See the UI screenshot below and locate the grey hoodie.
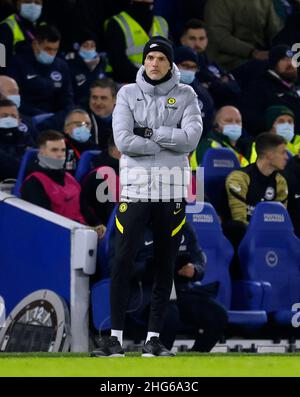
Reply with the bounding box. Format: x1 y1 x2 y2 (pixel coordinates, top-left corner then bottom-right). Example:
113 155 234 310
113 64 203 199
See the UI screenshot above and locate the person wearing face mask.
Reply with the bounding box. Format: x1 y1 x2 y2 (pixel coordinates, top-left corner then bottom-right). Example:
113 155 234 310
63 109 99 174
21 129 87 224
66 30 107 105
6 24 74 131
0 75 39 143
174 45 215 138
0 0 44 67
249 105 300 164
0 99 34 181
241 45 300 136
104 0 169 83
190 106 249 171
84 78 117 150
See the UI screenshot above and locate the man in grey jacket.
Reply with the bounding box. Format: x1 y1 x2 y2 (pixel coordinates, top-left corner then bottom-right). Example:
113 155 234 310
91 36 202 357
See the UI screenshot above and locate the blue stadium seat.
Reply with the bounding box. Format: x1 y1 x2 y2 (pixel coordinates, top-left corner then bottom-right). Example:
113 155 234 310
74 150 101 183
202 148 240 211
238 202 300 326
31 113 54 127
91 278 112 331
12 148 38 197
186 202 267 328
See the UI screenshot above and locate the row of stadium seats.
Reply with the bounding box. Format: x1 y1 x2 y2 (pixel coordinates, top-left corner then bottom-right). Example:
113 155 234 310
91 201 300 333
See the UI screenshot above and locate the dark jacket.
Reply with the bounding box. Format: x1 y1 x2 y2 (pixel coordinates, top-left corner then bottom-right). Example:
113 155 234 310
0 125 34 181
191 78 215 137
197 53 241 108
284 155 300 238
7 47 74 117
80 150 119 226
240 69 300 136
66 52 106 105
64 133 99 174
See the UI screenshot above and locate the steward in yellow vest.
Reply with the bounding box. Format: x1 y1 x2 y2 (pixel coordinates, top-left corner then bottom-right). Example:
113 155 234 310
105 2 168 83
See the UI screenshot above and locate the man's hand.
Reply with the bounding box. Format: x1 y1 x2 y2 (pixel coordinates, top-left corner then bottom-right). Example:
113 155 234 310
177 263 195 278
252 50 269 61
133 127 153 139
94 224 106 239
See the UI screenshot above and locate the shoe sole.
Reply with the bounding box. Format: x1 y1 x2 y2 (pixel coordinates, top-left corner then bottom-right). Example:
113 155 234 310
90 353 125 358
141 353 175 357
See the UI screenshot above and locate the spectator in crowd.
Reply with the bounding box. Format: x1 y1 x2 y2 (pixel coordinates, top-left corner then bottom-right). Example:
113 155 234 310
106 222 228 352
21 129 106 238
240 45 300 136
80 134 121 249
105 0 169 83
223 133 288 277
249 105 300 163
0 75 39 143
63 108 99 173
0 99 34 181
65 30 106 105
0 0 44 67
190 106 249 170
174 45 214 137
284 148 300 238
180 19 241 108
7 24 74 131
273 0 300 46
204 0 282 71
154 0 207 45
85 78 117 150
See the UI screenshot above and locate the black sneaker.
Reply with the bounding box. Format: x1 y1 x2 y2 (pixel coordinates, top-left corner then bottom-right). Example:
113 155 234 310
90 336 125 357
142 337 175 357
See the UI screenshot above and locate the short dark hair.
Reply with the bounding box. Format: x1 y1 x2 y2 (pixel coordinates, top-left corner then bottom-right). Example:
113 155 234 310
255 132 286 158
182 19 206 35
0 99 17 109
37 130 64 148
90 78 118 97
35 25 61 43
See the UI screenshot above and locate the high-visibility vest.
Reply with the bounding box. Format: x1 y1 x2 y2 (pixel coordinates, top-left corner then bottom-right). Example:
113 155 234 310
0 14 25 48
190 139 249 170
106 11 168 69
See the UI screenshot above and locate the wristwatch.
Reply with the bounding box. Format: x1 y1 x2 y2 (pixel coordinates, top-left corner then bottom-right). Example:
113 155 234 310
144 127 153 139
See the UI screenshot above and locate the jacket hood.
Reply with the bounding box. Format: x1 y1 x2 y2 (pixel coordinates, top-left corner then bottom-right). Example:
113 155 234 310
136 64 181 96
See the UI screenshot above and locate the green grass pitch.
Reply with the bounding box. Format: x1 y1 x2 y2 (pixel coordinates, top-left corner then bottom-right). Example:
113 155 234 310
1 353 300 377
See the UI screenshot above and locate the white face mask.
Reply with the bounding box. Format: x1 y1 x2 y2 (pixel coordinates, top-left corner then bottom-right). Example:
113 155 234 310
222 124 242 142
0 116 19 129
275 122 294 142
20 3 42 23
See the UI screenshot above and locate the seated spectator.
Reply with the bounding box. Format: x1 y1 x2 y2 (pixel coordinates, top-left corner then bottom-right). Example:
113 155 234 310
222 133 288 277
273 0 300 46
190 106 249 170
80 134 120 228
107 222 228 352
0 75 39 143
0 98 34 181
7 24 74 131
240 45 300 136
249 105 300 163
21 129 106 238
174 45 214 137
104 0 169 83
0 0 44 67
63 108 99 173
65 30 106 105
284 149 300 238
204 0 282 71
180 19 241 108
85 78 117 150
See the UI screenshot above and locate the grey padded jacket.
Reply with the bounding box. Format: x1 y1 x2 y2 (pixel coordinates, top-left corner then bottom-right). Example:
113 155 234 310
113 64 203 199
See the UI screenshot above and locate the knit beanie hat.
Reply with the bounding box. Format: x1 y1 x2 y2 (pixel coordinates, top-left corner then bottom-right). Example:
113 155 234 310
265 105 295 130
142 36 174 66
174 46 198 65
269 45 294 70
